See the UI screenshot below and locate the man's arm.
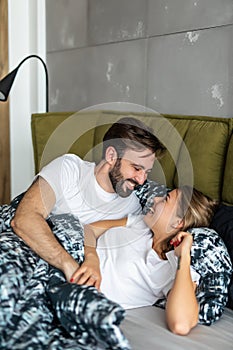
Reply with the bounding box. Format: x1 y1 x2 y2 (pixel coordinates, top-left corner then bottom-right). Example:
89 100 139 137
11 176 79 281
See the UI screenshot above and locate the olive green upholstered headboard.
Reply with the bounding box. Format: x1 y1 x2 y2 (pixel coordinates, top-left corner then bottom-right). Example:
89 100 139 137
31 110 233 205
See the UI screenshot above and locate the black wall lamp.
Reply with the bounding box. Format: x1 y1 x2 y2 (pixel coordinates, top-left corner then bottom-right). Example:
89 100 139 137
0 54 49 112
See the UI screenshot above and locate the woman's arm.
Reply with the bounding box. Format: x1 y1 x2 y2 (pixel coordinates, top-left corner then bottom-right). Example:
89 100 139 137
70 218 127 288
84 218 127 247
166 232 199 335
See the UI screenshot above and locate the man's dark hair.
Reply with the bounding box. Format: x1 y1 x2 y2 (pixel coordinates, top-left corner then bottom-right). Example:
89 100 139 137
102 117 166 159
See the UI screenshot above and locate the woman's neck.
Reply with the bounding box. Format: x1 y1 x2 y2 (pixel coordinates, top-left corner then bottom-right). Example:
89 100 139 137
152 233 164 258
152 229 177 260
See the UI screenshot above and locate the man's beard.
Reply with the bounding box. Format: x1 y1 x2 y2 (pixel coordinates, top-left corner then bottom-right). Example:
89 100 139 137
109 159 139 198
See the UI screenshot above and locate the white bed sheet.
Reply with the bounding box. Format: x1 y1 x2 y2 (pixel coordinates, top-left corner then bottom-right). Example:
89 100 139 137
121 306 233 350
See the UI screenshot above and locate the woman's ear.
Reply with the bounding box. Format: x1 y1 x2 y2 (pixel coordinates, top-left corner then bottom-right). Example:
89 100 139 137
171 218 184 230
105 146 117 165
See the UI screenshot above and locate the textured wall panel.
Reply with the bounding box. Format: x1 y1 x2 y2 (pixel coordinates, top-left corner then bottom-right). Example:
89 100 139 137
46 0 88 52
47 48 90 111
147 25 233 117
86 39 147 107
88 0 147 45
148 0 233 36
48 39 147 111
46 0 233 117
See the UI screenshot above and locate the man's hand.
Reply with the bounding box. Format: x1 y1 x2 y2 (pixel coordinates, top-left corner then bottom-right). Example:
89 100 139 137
70 246 102 291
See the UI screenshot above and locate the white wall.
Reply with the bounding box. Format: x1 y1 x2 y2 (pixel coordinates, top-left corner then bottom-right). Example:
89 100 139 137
8 0 46 198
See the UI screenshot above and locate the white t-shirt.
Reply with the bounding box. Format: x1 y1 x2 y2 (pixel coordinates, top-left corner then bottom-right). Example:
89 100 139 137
39 154 141 224
97 214 200 310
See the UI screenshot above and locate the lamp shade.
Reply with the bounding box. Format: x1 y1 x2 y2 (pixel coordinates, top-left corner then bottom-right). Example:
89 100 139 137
0 55 49 112
0 67 19 101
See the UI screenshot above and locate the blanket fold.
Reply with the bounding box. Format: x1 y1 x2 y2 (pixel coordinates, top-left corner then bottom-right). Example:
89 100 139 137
0 199 130 350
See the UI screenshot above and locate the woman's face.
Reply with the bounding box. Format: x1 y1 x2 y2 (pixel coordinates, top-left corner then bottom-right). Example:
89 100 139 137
143 189 182 235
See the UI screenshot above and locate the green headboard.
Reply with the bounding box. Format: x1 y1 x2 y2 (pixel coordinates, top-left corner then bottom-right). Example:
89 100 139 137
31 110 233 205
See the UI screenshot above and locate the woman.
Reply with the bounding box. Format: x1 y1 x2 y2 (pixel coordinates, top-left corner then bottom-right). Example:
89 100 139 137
71 186 232 335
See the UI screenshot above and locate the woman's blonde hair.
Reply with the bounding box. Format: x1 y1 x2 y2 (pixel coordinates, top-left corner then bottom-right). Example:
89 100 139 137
161 186 218 260
177 185 218 231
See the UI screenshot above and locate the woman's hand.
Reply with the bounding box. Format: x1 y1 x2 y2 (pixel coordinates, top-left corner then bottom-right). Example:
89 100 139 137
167 231 198 335
70 246 102 291
170 231 193 258
62 259 80 282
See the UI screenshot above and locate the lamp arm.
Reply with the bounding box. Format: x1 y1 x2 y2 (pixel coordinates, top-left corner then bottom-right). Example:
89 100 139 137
17 55 49 112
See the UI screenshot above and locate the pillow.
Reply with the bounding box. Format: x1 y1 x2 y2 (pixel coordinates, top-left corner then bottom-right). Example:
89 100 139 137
134 179 167 214
210 204 233 309
154 227 232 325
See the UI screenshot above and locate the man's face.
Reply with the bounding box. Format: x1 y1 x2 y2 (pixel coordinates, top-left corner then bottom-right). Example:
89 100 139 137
109 148 156 198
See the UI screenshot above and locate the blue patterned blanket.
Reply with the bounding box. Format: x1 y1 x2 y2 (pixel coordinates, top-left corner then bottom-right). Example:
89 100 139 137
0 197 131 350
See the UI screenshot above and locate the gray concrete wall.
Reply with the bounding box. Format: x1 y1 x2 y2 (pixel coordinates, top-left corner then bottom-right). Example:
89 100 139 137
46 0 233 117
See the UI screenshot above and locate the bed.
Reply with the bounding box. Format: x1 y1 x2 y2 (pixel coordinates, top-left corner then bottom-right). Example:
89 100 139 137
1 110 233 349
123 306 233 350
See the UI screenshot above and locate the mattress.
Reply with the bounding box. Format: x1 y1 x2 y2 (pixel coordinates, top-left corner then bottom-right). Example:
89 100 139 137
121 306 233 350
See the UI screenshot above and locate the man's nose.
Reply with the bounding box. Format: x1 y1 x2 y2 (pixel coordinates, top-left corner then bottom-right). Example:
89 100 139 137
135 170 147 185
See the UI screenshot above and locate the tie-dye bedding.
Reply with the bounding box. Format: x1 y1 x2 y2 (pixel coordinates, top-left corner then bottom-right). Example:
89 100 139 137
0 196 130 350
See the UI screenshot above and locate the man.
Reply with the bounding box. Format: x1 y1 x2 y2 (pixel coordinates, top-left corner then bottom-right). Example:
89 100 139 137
11 117 166 282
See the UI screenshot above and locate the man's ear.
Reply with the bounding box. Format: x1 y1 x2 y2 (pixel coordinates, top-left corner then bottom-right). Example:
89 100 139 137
105 146 117 165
